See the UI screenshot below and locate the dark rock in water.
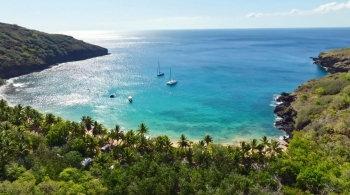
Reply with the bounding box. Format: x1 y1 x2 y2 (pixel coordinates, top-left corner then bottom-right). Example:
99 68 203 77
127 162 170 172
276 92 295 103
273 92 297 139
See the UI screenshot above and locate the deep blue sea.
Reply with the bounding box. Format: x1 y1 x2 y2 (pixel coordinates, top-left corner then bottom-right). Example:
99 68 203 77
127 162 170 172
1 28 350 143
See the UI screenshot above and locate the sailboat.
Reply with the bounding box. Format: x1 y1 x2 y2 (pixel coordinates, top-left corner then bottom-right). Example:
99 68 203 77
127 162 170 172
157 61 164 76
167 68 178 85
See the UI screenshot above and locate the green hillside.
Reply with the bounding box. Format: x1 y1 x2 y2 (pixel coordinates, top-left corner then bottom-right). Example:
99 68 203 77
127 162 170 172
0 22 108 79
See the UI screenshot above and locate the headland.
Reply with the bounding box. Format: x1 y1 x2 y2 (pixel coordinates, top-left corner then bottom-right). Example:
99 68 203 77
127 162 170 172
0 22 108 79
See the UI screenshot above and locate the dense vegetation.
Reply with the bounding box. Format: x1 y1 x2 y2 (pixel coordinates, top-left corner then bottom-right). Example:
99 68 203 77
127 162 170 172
2 70 350 195
0 22 108 79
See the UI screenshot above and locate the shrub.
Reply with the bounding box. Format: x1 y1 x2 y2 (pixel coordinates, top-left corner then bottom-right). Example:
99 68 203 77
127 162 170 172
300 94 308 101
20 52 30 59
314 87 325 96
342 85 350 96
334 121 349 135
331 95 350 110
295 105 324 130
312 95 333 106
313 79 350 95
319 52 326 56
327 108 336 116
295 111 311 130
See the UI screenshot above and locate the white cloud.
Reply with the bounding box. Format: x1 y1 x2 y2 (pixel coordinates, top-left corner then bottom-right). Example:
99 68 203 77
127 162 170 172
247 0 350 18
148 16 205 23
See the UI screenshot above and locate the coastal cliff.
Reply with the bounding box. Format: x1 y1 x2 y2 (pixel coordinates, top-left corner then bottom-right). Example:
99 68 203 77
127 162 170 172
275 47 350 139
0 22 108 79
312 47 350 73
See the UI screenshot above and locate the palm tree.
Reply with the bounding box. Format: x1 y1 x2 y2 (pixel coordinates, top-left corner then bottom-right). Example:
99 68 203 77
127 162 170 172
124 130 137 148
204 134 213 146
85 135 98 156
260 136 269 147
178 134 189 153
0 152 9 179
256 143 266 165
81 116 94 131
2 138 13 152
81 116 86 123
23 106 34 124
163 137 173 155
110 125 122 147
137 123 149 152
137 123 149 138
71 121 84 136
250 138 258 156
0 99 8 110
240 141 251 157
14 104 23 112
56 116 63 123
18 143 30 162
92 121 100 136
268 140 282 159
31 112 43 133
121 148 135 164
1 122 11 131
45 113 56 126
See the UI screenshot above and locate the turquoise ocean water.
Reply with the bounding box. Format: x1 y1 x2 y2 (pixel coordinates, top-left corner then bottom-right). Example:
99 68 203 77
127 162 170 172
1 28 350 143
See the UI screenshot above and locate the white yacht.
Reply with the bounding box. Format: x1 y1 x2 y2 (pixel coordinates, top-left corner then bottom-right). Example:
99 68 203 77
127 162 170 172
167 68 177 85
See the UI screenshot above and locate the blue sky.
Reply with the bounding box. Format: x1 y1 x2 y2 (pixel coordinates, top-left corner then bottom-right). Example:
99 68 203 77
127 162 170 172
1 0 349 32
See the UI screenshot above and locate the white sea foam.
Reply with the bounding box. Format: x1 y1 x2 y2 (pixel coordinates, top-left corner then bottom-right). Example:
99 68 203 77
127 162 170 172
279 135 289 140
275 117 283 121
270 100 282 107
273 94 281 101
13 82 28 88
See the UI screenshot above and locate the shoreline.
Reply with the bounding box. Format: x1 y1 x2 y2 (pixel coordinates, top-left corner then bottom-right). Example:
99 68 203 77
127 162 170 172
0 76 289 149
169 135 289 151
0 53 110 80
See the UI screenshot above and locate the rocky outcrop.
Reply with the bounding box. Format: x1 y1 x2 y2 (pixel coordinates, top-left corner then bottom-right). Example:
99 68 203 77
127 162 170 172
273 92 297 138
274 47 350 139
311 47 350 73
0 22 109 79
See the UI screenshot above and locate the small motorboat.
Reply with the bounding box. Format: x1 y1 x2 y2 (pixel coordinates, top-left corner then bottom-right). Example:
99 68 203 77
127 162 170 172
110 93 115 98
128 96 132 103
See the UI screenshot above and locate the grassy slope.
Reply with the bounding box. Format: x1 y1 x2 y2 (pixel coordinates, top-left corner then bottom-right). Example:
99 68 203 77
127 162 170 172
320 47 350 58
287 72 350 166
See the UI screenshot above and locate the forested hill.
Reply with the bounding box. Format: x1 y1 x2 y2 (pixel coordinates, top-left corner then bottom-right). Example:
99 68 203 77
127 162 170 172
0 22 108 79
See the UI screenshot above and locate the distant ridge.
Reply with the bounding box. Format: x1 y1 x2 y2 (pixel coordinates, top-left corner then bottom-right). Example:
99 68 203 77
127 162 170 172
0 22 109 79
